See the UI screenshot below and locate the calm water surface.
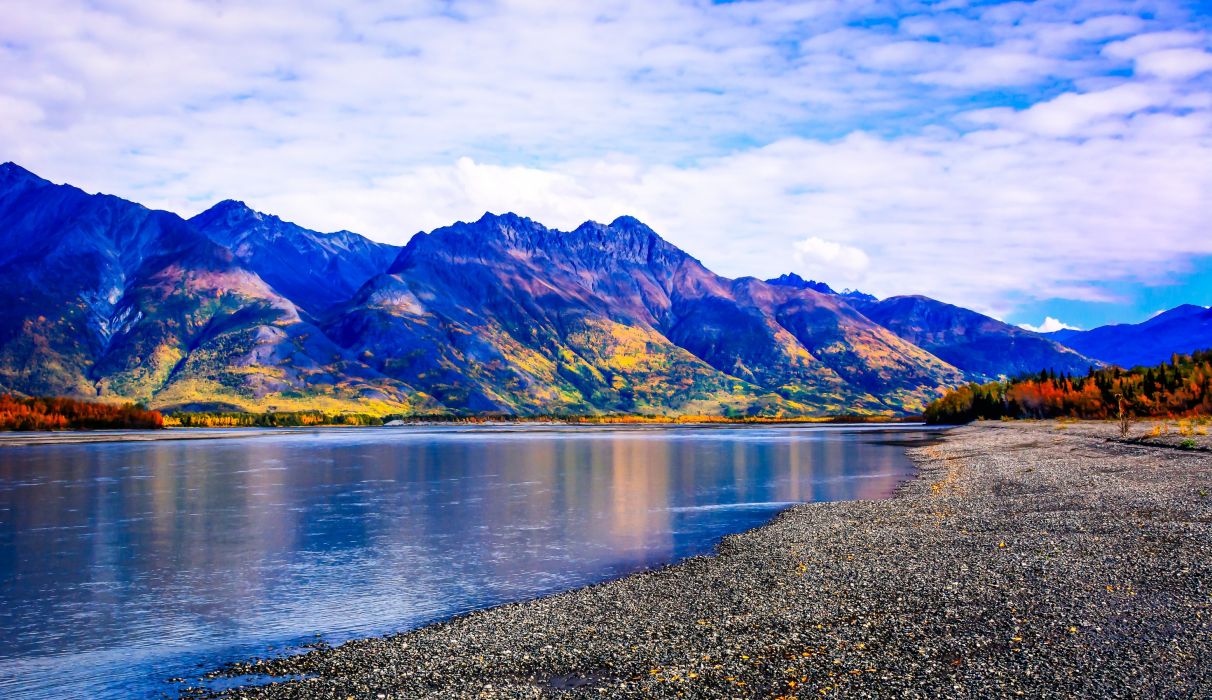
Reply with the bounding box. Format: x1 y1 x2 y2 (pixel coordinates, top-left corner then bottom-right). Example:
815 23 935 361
0 424 935 698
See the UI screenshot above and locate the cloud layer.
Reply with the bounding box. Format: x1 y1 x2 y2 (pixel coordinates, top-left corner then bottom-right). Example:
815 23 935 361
1 0 1210 322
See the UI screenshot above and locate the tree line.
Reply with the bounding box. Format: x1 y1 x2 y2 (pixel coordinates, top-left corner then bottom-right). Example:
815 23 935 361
165 411 384 427
924 350 1212 424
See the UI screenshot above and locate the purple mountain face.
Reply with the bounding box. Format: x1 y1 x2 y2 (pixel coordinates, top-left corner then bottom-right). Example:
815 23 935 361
325 212 964 414
850 295 1096 382
0 162 1162 416
190 200 399 316
1047 304 1212 368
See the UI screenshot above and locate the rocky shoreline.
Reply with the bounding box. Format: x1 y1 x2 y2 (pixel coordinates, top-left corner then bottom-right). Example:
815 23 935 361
197 421 1211 699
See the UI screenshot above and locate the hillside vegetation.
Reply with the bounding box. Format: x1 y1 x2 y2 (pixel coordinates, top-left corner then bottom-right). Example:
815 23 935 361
925 350 1212 424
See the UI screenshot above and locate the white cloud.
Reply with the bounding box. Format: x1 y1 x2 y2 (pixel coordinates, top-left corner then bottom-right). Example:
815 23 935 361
967 83 1172 137
793 236 870 286
1102 30 1206 60
237 111 1212 321
915 48 1060 88
0 0 1209 322
1134 48 1212 80
1019 317 1081 333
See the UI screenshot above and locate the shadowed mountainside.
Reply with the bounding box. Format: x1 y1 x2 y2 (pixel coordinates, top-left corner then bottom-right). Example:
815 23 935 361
190 200 399 316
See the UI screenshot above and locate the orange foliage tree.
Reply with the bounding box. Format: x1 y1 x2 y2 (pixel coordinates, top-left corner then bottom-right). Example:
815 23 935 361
0 395 164 431
925 350 1212 424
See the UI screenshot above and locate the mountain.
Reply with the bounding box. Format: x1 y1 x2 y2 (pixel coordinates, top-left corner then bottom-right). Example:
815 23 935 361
189 200 399 316
1047 305 1212 368
0 162 431 414
850 295 1095 381
326 213 964 415
8 162 1117 417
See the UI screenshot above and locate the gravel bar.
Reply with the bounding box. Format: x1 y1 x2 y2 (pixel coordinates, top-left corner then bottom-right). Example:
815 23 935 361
198 421 1211 699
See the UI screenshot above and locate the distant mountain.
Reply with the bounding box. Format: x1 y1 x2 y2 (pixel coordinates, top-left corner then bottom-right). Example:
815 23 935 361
327 213 963 415
851 295 1095 381
190 200 399 316
765 272 877 302
0 162 430 413
765 273 837 295
1047 305 1212 367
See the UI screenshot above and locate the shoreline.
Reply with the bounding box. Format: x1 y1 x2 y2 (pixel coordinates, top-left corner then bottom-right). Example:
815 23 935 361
0 420 933 448
0 427 296 447
193 420 1212 698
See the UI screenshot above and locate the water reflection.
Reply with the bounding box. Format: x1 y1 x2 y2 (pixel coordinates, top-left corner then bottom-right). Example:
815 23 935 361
0 424 933 698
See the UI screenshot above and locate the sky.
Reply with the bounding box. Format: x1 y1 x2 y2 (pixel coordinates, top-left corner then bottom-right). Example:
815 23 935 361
2 0 1211 330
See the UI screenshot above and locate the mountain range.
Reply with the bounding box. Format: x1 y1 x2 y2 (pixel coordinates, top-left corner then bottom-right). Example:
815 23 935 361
0 162 1204 416
1047 305 1212 369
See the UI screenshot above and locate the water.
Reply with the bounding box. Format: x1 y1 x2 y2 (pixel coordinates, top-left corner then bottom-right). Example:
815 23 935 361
0 424 936 698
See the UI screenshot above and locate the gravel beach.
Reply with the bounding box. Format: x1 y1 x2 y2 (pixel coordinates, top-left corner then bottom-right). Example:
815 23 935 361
200 421 1211 699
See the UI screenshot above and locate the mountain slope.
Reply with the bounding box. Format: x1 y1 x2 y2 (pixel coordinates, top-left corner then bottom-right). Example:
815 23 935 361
190 200 399 316
0 163 979 417
1048 305 1212 368
328 213 964 415
0 163 431 414
850 295 1095 381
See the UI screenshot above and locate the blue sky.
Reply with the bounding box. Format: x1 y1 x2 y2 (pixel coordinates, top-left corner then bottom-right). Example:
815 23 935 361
1 0 1210 330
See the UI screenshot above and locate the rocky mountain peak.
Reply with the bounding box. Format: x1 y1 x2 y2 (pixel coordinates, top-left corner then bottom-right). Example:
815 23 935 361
397 212 691 274
766 273 877 303
567 216 687 267
193 199 267 229
766 273 836 294
0 162 51 193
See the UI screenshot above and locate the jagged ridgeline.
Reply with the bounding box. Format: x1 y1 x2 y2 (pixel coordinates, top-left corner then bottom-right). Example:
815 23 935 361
924 350 1212 424
0 163 1098 417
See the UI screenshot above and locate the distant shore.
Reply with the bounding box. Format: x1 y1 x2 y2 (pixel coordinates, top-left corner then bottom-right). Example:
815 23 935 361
197 420 1211 699
0 427 292 447
163 412 923 428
